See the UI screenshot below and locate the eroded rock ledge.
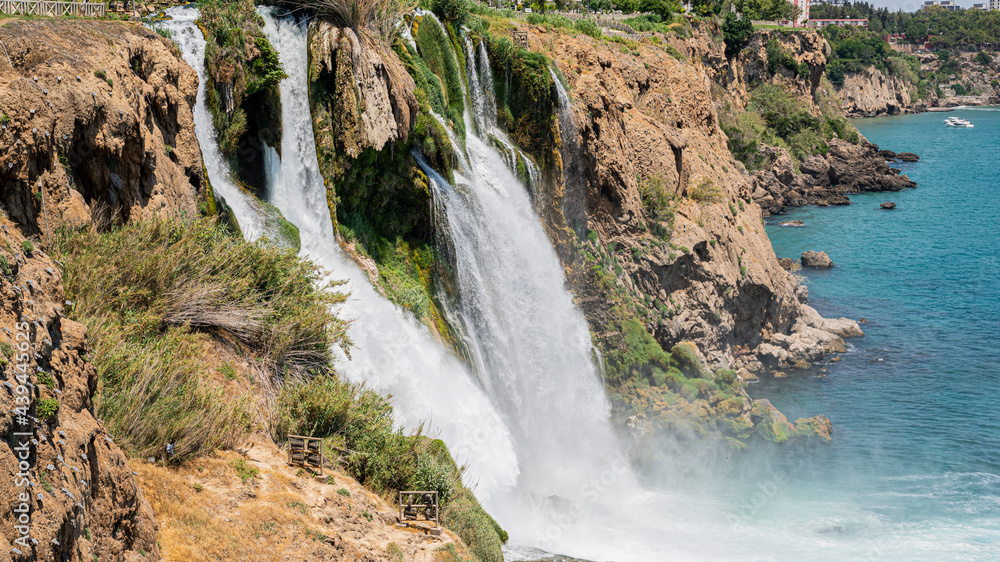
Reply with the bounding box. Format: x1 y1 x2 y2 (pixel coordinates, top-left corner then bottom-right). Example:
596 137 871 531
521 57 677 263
0 214 158 561
0 18 205 237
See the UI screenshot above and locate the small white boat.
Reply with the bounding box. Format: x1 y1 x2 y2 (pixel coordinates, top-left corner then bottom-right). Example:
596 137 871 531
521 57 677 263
944 117 974 128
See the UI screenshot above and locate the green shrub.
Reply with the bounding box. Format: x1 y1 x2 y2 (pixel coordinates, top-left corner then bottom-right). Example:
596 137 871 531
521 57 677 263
722 12 752 59
21 240 33 254
975 51 992 66
229 458 259 482
766 39 808 79
430 0 469 27
575 19 601 39
336 487 351 497
153 25 172 40
952 82 968 96
53 217 349 461
670 342 702 378
94 70 106 80
638 174 677 237
37 398 59 420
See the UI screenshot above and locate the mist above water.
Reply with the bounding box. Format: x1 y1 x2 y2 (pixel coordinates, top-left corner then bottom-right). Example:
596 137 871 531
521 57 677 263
163 6 1000 559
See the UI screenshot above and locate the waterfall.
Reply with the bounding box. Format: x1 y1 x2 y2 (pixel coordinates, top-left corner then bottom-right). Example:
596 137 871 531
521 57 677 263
162 5 519 495
460 35 540 193
254 8 520 496
550 69 589 237
154 8 266 240
168 6 734 559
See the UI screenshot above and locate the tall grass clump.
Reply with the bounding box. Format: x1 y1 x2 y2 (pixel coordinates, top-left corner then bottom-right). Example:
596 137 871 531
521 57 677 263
53 217 350 461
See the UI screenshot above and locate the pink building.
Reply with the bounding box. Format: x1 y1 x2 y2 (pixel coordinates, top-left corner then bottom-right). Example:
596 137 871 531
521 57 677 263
792 0 809 27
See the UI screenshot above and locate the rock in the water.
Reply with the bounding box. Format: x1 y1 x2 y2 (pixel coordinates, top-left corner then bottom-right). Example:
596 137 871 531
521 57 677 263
780 220 804 227
878 149 898 160
777 257 795 270
897 152 919 162
801 250 833 268
881 201 896 209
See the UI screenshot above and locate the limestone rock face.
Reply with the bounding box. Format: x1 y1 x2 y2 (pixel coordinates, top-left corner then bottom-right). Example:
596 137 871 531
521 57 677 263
527 21 856 381
0 18 205 237
308 22 417 156
0 215 159 561
838 67 912 117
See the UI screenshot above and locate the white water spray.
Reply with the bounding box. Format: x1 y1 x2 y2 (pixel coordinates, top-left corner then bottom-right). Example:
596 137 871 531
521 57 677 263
154 8 266 240
254 8 519 496
170 6 737 560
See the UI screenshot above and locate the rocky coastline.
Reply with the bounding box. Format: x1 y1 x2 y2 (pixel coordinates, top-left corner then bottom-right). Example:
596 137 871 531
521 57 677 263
751 138 918 216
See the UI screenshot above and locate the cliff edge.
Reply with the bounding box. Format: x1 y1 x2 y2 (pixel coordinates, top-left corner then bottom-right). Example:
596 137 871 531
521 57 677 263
0 17 206 237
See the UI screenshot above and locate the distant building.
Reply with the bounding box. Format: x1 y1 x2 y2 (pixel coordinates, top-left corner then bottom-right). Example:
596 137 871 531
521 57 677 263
990 0 1000 10
809 0 845 6
923 0 962 10
972 2 987 8
807 18 868 28
791 0 809 26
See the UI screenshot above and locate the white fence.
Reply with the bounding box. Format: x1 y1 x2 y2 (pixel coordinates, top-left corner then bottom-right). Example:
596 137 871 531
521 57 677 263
0 0 106 18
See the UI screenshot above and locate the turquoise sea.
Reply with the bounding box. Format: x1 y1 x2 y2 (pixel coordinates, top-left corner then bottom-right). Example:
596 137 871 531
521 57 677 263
745 108 1000 559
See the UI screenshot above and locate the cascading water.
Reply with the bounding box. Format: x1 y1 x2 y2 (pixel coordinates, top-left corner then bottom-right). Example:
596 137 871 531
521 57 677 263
161 5 518 495
416 31 730 560
460 31 540 192
154 8 266 240
168 6 747 560
255 10 720 560
135 9 1000 561
253 7 519 496
550 68 589 237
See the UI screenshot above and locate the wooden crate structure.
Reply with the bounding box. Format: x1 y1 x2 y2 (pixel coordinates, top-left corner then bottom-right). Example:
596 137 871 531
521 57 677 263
512 31 528 50
399 490 440 530
287 434 323 475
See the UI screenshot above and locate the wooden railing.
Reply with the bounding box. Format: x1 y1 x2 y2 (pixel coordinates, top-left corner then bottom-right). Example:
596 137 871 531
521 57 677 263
0 0 106 18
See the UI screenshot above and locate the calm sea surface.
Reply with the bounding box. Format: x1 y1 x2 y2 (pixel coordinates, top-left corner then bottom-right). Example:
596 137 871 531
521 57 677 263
736 108 1000 560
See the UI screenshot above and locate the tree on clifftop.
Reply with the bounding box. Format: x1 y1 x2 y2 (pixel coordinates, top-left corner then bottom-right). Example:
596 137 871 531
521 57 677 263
722 12 753 60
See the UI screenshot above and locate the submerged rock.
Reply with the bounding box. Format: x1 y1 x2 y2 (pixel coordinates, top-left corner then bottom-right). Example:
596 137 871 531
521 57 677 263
897 152 920 162
801 250 833 268
780 220 805 227
881 201 897 209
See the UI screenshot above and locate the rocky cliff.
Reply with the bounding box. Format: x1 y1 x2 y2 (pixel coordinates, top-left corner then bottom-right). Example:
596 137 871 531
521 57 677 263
838 66 914 117
501 21 860 451
0 211 159 561
0 18 207 238
532 22 859 375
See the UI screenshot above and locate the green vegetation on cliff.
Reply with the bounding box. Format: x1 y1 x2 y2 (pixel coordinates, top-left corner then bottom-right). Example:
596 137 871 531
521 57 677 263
55 215 503 561
721 80 858 170
54 217 348 461
199 0 285 190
